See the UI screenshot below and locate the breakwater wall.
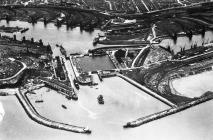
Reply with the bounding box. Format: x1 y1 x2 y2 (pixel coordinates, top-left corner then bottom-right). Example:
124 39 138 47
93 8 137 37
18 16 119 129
124 93 213 128
16 89 91 134
117 74 176 107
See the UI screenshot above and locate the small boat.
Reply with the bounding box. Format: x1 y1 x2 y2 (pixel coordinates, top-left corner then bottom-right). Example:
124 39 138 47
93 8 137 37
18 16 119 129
66 96 72 100
35 100 44 103
83 126 92 133
72 94 78 101
29 91 36 94
62 104 67 109
97 95 104 104
73 79 80 90
20 28 29 33
93 36 99 45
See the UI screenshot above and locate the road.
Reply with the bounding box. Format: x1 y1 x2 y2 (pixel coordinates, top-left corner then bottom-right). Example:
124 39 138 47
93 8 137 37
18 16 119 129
0 61 27 81
140 0 150 12
104 0 112 10
177 0 187 6
131 0 141 13
131 45 150 67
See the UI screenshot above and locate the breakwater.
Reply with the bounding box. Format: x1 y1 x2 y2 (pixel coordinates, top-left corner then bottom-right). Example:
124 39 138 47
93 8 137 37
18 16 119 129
16 89 91 134
124 92 213 128
117 74 176 107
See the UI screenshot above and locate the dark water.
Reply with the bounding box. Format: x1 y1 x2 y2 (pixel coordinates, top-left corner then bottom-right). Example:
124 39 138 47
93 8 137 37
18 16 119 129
77 55 116 72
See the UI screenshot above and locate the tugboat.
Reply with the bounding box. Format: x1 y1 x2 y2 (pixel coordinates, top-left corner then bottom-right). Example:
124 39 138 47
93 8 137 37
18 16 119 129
20 28 29 33
72 93 78 101
93 33 105 45
73 79 80 90
93 36 99 45
97 95 104 104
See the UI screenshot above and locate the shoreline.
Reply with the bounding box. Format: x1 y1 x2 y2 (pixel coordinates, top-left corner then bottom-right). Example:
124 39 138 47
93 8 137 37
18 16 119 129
171 70 213 98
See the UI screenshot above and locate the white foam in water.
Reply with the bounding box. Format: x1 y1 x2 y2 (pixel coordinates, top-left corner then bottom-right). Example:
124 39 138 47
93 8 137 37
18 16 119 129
78 101 98 119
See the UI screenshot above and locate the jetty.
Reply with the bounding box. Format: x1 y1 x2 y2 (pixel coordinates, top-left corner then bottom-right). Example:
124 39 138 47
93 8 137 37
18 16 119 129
124 93 213 128
16 89 91 134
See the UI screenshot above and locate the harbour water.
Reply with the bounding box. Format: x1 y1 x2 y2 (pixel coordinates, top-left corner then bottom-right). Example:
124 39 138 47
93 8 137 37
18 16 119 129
27 77 169 125
1 92 213 140
0 20 102 54
1 20 213 140
1 20 213 56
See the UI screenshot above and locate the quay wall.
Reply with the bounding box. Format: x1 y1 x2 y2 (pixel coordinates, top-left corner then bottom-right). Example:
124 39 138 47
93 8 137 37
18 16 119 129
39 78 78 100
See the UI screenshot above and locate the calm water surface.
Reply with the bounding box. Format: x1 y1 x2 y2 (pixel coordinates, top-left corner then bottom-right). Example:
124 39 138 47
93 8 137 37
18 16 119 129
0 20 102 54
1 93 213 140
0 20 213 140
